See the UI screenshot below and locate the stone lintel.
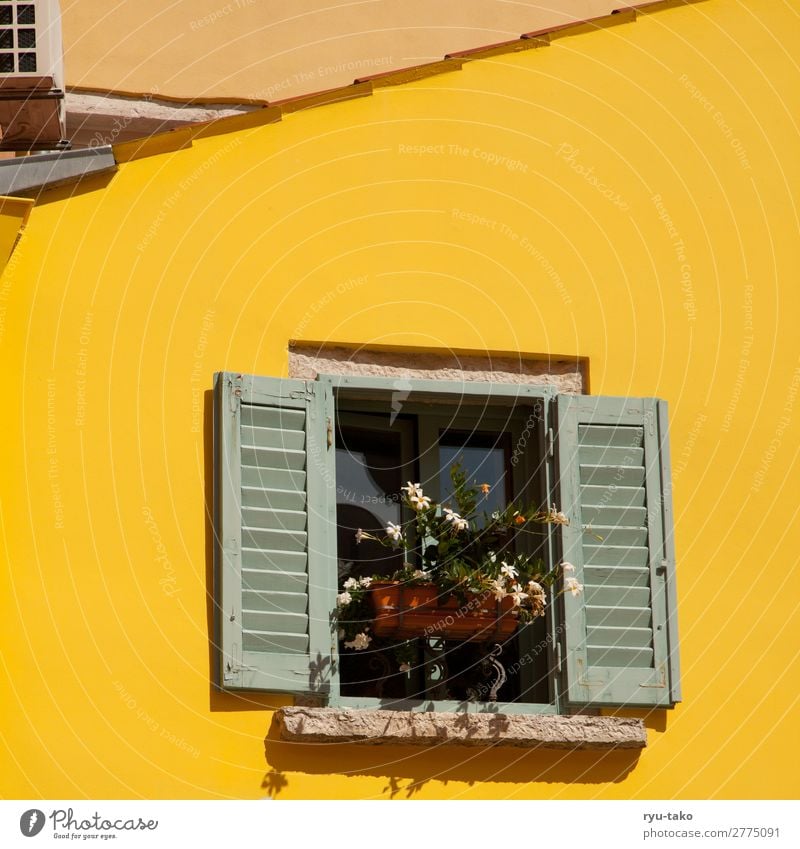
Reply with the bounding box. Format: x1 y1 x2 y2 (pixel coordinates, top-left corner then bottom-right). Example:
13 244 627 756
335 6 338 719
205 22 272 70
277 707 646 749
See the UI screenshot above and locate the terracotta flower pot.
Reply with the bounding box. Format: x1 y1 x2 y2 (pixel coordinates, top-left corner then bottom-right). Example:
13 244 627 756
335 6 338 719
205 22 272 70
369 581 518 641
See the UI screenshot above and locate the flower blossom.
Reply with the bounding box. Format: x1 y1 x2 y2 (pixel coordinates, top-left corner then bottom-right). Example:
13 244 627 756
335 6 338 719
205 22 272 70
500 562 518 581
443 508 468 531
355 528 377 544
359 576 373 588
548 506 569 524
509 583 529 606
490 579 507 601
344 632 372 651
564 577 584 597
480 483 491 494
385 522 403 542
561 562 575 573
403 481 423 499
336 591 352 607
410 491 432 511
343 577 359 590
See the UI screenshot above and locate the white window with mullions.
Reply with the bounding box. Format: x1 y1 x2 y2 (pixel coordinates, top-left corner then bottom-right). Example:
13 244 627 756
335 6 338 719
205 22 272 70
213 371 680 714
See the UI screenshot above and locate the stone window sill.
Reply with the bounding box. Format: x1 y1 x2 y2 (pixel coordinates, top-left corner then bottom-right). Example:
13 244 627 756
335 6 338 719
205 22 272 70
277 707 646 749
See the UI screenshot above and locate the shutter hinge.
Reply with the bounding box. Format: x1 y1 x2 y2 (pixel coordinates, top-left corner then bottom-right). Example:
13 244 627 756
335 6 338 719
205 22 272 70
656 559 668 576
228 376 243 412
547 427 554 458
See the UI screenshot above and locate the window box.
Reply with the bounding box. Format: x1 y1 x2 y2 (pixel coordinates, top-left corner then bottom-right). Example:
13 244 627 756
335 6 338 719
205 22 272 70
369 580 518 641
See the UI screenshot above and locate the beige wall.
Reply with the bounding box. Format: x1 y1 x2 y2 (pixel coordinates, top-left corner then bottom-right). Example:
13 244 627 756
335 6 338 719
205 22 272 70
62 0 622 101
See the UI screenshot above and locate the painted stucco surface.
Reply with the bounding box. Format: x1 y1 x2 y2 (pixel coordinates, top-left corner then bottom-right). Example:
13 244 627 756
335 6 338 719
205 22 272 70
2 0 799 799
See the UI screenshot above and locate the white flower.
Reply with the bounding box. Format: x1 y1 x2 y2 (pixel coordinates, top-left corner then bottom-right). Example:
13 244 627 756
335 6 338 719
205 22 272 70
385 522 403 542
549 505 569 524
359 576 373 588
399 662 411 673
564 577 584 597
344 632 372 651
500 562 518 581
527 580 545 597
490 579 507 601
488 551 497 563
444 508 468 531
410 492 432 511
403 481 423 498
355 528 376 544
561 561 575 573
509 583 528 606
343 577 359 590
491 511 500 520
336 591 352 608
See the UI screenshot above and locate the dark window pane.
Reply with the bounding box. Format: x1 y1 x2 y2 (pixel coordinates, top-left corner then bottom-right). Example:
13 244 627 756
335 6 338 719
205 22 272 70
17 28 35 49
0 29 12 49
17 5 35 25
335 424 404 579
438 431 511 521
0 9 11 27
18 52 36 72
0 52 13 72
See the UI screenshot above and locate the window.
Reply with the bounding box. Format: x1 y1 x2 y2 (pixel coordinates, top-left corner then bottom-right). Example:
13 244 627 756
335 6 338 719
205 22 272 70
213 372 680 712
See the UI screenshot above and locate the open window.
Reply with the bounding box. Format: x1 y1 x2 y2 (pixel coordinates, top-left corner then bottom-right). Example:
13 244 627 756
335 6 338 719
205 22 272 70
213 372 680 713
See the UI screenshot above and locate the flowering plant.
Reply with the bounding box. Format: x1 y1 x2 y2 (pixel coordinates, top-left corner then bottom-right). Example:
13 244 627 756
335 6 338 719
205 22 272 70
335 464 581 655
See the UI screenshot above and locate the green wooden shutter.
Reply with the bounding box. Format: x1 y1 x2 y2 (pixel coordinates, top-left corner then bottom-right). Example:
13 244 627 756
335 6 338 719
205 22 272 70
214 372 338 694
555 394 680 707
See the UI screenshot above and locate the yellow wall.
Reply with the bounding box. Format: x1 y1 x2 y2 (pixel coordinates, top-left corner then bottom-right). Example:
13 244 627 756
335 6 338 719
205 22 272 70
3 0 799 799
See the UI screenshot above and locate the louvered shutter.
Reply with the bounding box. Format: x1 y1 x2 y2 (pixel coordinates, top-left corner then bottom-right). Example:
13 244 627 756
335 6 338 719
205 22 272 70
555 395 680 707
214 372 338 694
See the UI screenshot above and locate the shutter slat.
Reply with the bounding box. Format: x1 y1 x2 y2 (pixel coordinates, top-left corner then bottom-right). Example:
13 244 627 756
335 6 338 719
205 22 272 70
241 406 305 431
585 526 647 547
242 631 310 654
242 568 308 593
241 526 307 552
242 609 309 634
241 485 307 511
586 605 651 628
584 544 648 566
241 465 306 491
580 464 645 486
579 445 644 466
584 565 650 587
241 547 307 571
587 625 653 649
585 585 651 608
242 590 308 615
581 504 647 526
587 646 654 668
241 445 306 471
579 424 643 447
241 424 305 452
242 506 307 531
580 484 645 507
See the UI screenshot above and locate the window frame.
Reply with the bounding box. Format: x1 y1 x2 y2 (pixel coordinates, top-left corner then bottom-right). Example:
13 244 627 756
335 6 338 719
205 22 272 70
320 373 564 716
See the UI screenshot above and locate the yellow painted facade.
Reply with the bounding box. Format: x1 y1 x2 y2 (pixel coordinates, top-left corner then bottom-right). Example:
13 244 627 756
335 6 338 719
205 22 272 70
2 0 799 799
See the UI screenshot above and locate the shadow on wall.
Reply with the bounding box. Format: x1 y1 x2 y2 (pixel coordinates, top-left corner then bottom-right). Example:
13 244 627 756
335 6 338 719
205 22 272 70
259 711 669 797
